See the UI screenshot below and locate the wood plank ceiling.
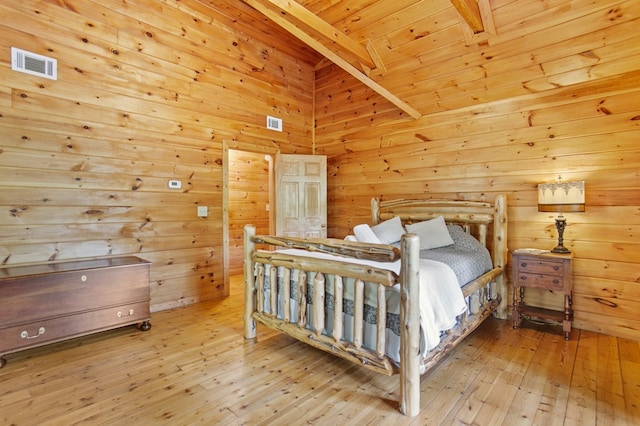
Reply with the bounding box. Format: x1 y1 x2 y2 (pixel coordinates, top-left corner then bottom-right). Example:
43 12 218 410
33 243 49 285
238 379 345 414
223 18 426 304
196 0 492 119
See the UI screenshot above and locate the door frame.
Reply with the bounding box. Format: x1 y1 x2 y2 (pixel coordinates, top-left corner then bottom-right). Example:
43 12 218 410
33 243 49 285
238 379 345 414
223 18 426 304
222 140 278 294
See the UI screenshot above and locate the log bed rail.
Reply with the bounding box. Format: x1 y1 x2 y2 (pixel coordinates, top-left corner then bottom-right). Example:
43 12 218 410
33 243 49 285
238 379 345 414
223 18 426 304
243 194 507 416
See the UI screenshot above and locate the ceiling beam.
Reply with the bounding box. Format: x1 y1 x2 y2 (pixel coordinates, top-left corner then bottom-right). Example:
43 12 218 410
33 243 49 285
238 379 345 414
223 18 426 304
242 0 421 119
455 0 496 45
245 0 376 70
450 0 484 33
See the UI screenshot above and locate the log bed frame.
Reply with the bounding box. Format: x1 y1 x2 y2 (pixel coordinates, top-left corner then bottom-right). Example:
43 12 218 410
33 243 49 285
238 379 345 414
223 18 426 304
243 194 507 416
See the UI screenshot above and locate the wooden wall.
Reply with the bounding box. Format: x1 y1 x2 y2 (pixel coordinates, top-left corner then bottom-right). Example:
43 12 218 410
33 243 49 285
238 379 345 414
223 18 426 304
317 0 640 340
0 0 313 310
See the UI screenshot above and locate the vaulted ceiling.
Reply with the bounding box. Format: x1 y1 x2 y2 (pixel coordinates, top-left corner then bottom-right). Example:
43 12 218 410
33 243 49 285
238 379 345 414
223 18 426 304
196 0 493 119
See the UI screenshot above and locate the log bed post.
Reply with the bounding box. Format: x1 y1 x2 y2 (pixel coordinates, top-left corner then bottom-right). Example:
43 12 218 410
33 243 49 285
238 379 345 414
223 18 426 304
371 197 381 225
493 194 509 319
399 233 420 417
244 224 257 339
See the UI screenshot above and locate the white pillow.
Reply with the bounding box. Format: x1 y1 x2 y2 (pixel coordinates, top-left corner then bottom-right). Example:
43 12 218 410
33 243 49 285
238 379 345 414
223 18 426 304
353 224 382 244
371 216 406 244
344 235 358 242
405 216 454 249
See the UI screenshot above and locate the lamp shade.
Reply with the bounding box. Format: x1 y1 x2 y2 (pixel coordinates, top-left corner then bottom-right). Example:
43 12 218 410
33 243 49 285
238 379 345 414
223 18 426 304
538 180 585 213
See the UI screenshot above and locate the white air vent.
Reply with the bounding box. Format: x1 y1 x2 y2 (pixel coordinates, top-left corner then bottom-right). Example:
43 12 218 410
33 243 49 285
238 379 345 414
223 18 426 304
266 115 283 132
11 47 57 80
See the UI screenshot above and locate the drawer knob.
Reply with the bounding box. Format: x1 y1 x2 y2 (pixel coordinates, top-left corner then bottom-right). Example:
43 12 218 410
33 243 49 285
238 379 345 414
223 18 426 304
519 276 527 281
81 275 87 282
20 327 46 339
520 262 527 267
553 279 560 284
553 266 560 271
117 309 135 318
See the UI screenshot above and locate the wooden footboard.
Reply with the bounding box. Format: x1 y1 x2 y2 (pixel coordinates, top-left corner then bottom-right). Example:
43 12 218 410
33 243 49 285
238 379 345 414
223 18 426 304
244 226 424 415
244 226 405 375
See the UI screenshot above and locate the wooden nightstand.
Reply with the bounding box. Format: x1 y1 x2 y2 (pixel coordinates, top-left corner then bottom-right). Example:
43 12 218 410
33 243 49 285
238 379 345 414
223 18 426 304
512 250 573 340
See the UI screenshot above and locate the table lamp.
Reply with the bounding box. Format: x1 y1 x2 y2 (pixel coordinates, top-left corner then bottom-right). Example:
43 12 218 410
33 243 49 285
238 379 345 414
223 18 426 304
537 178 585 253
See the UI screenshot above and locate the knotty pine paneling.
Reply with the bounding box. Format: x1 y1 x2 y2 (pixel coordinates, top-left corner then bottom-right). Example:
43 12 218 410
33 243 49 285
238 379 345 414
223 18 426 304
317 0 640 339
0 0 314 311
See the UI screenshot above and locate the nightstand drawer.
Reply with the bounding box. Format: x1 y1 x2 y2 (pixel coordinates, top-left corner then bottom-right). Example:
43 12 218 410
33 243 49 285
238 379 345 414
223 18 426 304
516 257 563 275
516 272 563 290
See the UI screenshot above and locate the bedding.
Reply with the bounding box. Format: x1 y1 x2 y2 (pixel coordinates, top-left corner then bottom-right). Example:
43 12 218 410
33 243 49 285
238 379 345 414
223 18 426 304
350 223 492 287
421 225 493 286
258 248 467 363
352 223 381 244
370 215 405 244
257 225 491 363
405 216 454 249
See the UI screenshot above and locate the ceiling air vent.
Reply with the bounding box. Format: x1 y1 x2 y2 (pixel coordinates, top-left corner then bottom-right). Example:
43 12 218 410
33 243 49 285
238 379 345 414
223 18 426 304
266 115 283 132
11 47 57 80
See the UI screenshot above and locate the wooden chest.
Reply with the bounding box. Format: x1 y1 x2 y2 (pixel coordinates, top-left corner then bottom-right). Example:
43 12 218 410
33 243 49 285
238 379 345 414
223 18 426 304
0 256 151 367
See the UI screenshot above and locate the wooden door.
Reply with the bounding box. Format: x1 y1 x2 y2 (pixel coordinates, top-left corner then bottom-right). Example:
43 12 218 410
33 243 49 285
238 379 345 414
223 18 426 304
275 154 327 237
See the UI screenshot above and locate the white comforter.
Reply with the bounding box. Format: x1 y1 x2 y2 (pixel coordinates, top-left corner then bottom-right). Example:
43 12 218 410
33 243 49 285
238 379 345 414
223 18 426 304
264 248 467 361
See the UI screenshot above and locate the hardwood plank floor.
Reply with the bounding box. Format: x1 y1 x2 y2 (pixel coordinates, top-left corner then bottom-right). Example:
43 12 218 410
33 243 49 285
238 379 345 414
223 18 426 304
1 276 639 425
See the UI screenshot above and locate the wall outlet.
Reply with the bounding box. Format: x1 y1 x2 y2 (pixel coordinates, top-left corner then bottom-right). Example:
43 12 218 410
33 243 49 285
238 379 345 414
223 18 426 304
168 180 182 189
197 206 208 217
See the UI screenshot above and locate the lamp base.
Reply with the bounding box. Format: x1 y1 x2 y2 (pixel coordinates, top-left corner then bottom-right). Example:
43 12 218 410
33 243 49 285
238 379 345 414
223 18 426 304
551 216 571 254
551 244 571 254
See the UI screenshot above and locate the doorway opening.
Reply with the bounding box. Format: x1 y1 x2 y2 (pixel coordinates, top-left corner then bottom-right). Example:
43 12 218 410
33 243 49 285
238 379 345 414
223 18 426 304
222 141 277 295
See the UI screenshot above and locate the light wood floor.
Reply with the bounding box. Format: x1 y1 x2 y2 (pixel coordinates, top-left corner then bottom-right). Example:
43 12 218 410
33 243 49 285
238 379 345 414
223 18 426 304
1 276 639 425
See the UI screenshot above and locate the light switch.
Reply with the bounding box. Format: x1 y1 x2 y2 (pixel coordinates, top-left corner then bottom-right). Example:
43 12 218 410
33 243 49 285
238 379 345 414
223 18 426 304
197 206 208 217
